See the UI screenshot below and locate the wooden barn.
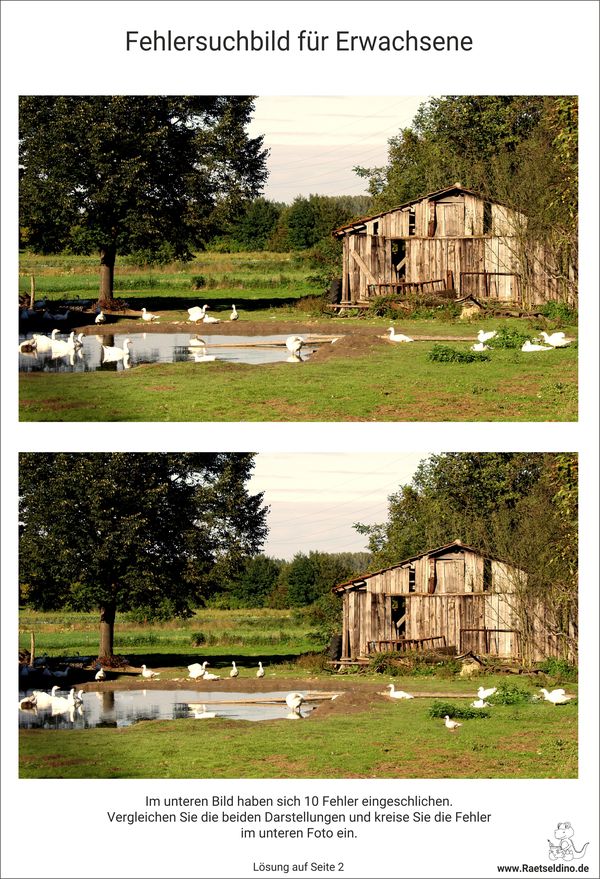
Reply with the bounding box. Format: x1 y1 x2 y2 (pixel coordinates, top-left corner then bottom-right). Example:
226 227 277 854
333 540 568 663
333 183 571 306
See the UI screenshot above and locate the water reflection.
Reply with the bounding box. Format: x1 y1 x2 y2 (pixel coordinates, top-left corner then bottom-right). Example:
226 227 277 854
18 689 317 729
19 333 316 373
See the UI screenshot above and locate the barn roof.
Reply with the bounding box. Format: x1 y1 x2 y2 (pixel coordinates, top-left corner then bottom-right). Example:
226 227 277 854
332 539 519 592
332 183 502 236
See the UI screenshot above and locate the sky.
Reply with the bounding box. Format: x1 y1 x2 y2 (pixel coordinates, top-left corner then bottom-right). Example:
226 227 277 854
248 452 427 560
246 96 430 203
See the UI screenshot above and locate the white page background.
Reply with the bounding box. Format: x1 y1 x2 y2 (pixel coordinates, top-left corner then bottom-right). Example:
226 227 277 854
1 2 598 877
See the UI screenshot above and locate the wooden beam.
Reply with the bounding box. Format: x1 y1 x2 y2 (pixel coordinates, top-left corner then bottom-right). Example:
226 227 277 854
349 248 378 286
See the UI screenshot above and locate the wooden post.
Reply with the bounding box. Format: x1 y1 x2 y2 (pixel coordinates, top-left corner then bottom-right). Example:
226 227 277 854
29 632 35 667
30 275 35 310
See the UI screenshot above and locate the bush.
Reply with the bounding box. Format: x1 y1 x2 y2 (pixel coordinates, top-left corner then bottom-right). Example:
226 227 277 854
191 275 207 290
490 327 530 349
538 301 578 323
487 683 531 705
191 631 206 646
428 344 491 363
428 701 490 719
537 658 578 683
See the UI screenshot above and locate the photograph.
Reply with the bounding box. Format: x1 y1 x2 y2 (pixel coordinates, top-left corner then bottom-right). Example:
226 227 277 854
18 452 578 780
3 1 598 877
18 94 578 422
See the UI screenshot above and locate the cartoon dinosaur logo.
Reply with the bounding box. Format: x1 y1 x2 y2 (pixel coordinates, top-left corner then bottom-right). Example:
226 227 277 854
548 823 589 861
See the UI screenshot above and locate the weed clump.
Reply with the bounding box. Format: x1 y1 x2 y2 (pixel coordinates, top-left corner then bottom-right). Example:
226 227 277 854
428 344 490 363
490 327 530 349
429 701 490 719
487 683 531 705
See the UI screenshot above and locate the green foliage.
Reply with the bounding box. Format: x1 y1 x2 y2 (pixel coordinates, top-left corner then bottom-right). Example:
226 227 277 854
427 344 490 363
191 275 207 289
19 453 268 656
428 701 490 719
19 96 268 296
490 327 531 349
537 658 578 683
538 301 578 323
487 684 531 705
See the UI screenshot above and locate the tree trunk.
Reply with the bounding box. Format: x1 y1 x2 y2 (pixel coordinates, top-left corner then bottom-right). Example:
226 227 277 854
99 602 116 659
99 243 116 303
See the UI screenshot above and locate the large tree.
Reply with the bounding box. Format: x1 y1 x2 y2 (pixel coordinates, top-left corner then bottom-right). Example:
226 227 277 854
19 453 268 659
19 96 268 301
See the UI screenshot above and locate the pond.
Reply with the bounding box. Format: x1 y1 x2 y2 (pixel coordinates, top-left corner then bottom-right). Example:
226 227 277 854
18 689 321 729
18 332 317 372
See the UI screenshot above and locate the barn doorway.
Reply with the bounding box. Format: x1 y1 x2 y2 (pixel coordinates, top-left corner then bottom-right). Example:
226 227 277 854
391 240 406 279
391 596 406 636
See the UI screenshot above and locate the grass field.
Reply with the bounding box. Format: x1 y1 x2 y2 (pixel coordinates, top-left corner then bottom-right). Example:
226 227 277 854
19 695 577 779
18 609 578 779
18 608 324 660
18 251 578 422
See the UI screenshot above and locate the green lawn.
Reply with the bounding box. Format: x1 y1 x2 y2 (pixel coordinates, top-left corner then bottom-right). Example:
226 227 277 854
18 609 578 779
19 692 577 779
20 339 577 422
19 250 578 421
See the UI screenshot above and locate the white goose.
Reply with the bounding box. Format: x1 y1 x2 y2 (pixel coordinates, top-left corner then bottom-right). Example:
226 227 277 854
444 715 463 731
102 338 131 362
522 340 552 352
189 703 217 719
18 338 37 353
471 342 491 352
141 664 160 679
230 305 239 321
188 336 207 347
187 663 205 680
74 333 85 349
31 686 60 708
256 661 265 678
230 662 239 678
141 307 160 322
19 694 37 709
471 699 490 708
95 667 106 681
201 305 221 324
32 329 60 352
285 336 304 357
477 686 497 701
477 329 497 343
387 327 413 343
540 688 573 705
187 306 205 323
539 331 572 348
285 692 305 716
95 310 106 325
386 684 414 700
200 661 220 681
50 331 76 357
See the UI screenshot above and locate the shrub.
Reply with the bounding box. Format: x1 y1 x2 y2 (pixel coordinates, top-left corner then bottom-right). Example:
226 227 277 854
538 301 578 323
428 344 490 363
487 683 531 705
191 631 206 646
191 275 207 290
537 658 578 683
428 701 490 719
490 327 530 349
